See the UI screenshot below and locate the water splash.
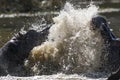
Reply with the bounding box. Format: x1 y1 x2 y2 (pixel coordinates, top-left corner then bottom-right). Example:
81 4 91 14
25 3 108 75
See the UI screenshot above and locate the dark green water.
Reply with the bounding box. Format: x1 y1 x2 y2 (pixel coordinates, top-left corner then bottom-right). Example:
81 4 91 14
0 1 120 48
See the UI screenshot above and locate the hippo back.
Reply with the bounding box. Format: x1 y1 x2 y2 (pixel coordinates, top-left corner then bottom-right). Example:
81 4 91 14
0 26 50 76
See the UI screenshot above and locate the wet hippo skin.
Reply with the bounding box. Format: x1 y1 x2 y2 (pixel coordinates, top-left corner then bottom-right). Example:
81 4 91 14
92 16 120 80
0 26 50 76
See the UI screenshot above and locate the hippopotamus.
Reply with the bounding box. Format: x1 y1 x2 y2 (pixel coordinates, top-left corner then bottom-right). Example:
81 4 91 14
92 16 120 80
0 16 120 78
0 26 50 76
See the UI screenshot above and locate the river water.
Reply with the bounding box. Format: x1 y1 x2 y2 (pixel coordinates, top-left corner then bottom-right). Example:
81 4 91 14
0 0 120 80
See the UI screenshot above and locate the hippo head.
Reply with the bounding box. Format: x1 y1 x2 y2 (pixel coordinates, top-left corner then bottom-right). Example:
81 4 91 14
92 16 120 72
92 16 116 41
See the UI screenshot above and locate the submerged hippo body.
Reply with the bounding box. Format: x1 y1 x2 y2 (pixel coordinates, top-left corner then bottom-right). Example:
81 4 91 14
0 26 50 76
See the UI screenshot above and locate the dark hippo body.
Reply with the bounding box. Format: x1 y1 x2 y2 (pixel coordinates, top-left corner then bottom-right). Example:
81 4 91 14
0 26 50 76
92 16 120 80
92 16 120 69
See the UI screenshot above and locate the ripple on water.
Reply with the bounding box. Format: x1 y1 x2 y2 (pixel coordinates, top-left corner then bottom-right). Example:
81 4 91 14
0 73 107 80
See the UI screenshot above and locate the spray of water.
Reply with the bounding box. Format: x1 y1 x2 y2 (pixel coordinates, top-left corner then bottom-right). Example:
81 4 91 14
25 3 108 75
